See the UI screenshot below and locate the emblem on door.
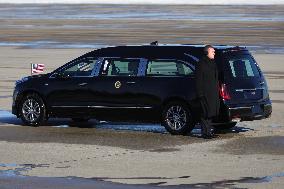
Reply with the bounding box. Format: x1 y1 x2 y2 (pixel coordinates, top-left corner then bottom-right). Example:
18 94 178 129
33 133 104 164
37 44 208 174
114 81 121 89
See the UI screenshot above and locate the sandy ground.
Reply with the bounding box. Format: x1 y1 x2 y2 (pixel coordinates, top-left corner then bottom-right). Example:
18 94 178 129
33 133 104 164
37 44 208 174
0 47 284 188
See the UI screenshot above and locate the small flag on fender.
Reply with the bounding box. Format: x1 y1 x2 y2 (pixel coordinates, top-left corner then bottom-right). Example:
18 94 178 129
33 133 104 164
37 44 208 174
31 63 45 74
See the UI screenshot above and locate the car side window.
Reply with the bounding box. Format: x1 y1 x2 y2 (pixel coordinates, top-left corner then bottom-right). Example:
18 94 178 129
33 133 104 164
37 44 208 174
146 60 193 76
101 59 140 76
61 57 97 77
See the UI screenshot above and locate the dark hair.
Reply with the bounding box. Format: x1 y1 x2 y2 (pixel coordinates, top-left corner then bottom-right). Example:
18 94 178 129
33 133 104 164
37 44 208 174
204 45 214 55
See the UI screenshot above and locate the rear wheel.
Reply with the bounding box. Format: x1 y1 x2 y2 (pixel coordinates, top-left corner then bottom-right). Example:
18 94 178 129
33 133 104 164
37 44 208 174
162 101 194 135
19 93 46 126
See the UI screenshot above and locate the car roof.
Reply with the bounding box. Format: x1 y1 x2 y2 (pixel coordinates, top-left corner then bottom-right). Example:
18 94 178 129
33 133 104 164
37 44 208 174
85 44 248 60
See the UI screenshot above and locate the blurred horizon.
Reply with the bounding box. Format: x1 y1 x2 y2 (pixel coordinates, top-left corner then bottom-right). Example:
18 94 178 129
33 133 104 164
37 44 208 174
0 3 283 53
1 0 284 5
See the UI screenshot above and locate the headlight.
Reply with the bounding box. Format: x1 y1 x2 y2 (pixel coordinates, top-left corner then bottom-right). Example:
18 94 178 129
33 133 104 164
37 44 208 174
15 77 29 86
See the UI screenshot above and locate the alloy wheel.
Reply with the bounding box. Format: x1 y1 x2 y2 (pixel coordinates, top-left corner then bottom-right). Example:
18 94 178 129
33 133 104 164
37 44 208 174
165 105 187 131
21 98 41 123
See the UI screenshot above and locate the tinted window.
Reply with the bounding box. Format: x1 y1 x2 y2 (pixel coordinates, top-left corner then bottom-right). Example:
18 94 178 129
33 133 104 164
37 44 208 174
147 60 193 76
101 59 140 76
61 57 97 77
226 55 260 78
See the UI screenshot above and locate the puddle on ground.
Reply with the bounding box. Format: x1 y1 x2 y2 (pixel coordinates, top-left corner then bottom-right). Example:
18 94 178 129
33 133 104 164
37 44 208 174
261 172 284 182
0 110 251 136
0 110 207 150
149 147 180 153
0 109 174 134
183 172 284 188
0 163 17 167
215 136 284 155
0 162 283 189
0 110 252 151
0 163 50 177
95 122 167 134
0 110 14 119
0 110 23 125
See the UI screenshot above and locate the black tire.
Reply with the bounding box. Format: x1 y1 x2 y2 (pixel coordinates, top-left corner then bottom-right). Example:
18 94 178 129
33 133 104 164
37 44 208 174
19 93 46 127
214 122 237 130
161 101 195 135
72 118 89 123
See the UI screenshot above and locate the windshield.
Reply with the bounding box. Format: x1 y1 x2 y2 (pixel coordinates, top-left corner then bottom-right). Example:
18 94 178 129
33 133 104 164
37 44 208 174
225 54 260 79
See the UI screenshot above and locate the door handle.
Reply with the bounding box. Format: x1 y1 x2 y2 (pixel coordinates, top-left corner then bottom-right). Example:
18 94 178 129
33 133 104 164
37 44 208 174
78 82 88 86
126 81 136 84
259 81 265 85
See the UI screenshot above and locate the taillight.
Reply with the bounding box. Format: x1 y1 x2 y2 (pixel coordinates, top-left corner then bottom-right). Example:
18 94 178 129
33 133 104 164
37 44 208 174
220 83 231 100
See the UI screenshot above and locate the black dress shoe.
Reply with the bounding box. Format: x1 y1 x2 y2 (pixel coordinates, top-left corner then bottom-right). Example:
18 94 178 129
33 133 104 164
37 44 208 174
202 134 214 139
202 132 220 139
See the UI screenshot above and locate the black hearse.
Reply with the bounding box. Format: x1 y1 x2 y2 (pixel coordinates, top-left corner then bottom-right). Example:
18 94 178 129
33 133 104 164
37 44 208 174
12 44 272 135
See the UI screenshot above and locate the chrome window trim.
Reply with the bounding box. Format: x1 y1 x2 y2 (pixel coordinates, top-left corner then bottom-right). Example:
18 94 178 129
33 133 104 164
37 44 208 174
184 53 199 62
229 103 271 110
229 106 252 110
235 87 265 92
50 75 95 78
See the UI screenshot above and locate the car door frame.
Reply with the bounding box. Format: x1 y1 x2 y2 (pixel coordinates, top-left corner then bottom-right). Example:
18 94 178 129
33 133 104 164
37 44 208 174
82 57 153 121
46 56 99 117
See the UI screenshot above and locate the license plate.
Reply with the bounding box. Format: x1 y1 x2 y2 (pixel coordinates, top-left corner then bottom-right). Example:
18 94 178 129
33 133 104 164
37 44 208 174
244 90 263 100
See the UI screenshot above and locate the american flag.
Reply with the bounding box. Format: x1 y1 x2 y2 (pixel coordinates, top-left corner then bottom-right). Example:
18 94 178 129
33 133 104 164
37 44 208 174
31 63 45 74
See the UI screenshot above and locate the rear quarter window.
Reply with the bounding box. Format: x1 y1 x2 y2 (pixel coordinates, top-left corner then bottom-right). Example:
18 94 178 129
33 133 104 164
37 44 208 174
226 55 260 78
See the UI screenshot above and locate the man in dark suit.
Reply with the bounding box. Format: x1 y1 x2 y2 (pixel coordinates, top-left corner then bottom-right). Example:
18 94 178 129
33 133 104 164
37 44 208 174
195 45 220 139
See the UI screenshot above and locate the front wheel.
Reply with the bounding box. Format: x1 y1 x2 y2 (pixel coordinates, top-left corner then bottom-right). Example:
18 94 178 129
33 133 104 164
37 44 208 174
19 93 46 126
161 102 195 135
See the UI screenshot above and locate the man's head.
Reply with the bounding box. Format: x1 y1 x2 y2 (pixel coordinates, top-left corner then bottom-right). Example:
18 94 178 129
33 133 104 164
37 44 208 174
204 45 215 60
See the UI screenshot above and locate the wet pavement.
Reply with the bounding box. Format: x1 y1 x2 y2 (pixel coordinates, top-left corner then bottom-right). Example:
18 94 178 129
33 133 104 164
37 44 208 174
0 110 245 150
1 159 284 189
216 136 284 155
1 165 284 189
0 109 283 188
